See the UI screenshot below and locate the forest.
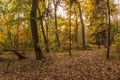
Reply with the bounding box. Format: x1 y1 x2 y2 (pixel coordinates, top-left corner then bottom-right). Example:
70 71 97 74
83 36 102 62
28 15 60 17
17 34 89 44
0 0 120 80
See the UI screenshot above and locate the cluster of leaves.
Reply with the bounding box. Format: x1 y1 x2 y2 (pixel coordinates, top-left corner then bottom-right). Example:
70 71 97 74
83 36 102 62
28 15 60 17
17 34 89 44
0 0 119 52
114 34 120 44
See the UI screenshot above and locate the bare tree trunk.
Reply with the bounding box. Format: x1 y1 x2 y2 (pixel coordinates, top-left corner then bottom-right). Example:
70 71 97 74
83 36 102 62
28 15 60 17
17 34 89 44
13 24 19 49
38 8 49 53
74 8 78 44
16 24 19 49
106 0 111 59
40 17 49 53
115 0 119 33
53 0 61 48
45 20 49 52
78 2 86 49
30 0 43 60
97 35 101 49
69 1 72 56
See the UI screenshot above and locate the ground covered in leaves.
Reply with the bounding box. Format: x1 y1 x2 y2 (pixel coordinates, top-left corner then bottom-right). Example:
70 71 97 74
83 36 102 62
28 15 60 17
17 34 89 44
0 49 120 80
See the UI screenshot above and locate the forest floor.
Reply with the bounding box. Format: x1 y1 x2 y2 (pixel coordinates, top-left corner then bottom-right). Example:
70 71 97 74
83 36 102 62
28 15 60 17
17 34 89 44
0 47 120 80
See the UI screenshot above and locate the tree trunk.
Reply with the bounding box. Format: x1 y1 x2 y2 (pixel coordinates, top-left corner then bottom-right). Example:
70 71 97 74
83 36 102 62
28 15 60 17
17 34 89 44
30 0 43 60
96 34 101 49
115 0 119 33
74 8 78 44
45 20 49 52
53 0 61 48
106 0 111 59
16 24 19 49
78 2 86 49
7 25 12 46
38 8 49 53
69 1 72 56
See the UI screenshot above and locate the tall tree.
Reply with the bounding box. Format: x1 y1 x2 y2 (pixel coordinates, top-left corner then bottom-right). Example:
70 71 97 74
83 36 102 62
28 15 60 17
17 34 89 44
38 9 49 53
77 1 86 49
115 0 119 33
74 5 78 44
38 1 49 52
106 0 111 59
30 0 43 59
53 0 61 47
68 0 73 56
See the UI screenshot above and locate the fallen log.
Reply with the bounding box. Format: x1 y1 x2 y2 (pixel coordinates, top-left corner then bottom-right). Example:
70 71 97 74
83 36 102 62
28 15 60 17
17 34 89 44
2 49 27 59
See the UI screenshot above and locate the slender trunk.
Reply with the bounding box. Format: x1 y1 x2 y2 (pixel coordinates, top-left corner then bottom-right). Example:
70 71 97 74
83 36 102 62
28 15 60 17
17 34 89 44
53 0 61 47
13 24 19 49
54 7 61 47
26 27 29 43
13 29 16 47
7 25 12 45
96 34 101 49
45 20 48 42
16 24 19 49
30 0 43 60
38 8 49 53
40 17 49 52
45 20 49 51
69 3 72 56
78 2 86 49
75 9 78 44
106 0 111 59
116 0 119 33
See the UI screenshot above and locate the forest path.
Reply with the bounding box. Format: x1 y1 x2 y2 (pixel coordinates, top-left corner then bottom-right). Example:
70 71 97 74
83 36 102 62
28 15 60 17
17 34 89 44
0 49 120 80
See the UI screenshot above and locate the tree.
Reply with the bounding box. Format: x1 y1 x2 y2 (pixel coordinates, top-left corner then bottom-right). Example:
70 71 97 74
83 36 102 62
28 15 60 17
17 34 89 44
74 4 79 44
38 0 49 53
53 0 61 48
77 1 86 49
106 0 111 59
68 0 73 56
84 0 107 48
30 0 43 59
